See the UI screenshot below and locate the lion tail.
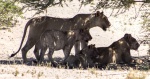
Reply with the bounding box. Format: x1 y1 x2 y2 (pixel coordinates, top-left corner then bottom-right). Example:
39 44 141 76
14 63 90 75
9 19 33 58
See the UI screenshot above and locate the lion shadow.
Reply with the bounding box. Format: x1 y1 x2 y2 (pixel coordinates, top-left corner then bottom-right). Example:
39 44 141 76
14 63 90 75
0 57 64 66
0 56 149 70
0 57 36 66
97 55 150 70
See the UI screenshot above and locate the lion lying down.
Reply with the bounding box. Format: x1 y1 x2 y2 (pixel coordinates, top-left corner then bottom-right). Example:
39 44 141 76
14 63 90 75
64 44 97 69
94 33 140 66
64 33 141 69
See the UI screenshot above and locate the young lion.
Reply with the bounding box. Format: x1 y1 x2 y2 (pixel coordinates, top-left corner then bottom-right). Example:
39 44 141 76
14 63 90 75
64 44 97 69
34 29 92 66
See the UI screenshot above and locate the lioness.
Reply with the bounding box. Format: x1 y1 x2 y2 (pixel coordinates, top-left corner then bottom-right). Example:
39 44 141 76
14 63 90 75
34 29 92 66
94 34 140 66
64 44 97 69
10 11 111 63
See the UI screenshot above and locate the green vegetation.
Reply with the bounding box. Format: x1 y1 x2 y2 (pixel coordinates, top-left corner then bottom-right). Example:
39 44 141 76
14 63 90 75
0 0 22 27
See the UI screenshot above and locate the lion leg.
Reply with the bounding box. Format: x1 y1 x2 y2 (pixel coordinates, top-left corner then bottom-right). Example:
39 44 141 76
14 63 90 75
74 41 80 56
122 51 132 64
39 47 47 63
34 45 40 61
21 39 36 63
47 49 57 67
81 40 88 49
63 46 72 62
74 41 88 56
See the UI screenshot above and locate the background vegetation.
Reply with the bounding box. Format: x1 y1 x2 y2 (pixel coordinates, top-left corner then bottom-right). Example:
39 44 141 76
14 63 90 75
0 0 149 27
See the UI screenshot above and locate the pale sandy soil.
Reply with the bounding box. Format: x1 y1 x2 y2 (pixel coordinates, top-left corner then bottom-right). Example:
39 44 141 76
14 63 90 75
0 0 149 79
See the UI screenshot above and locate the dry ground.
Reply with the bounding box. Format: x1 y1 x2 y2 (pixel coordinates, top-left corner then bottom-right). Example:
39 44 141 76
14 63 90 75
0 0 150 79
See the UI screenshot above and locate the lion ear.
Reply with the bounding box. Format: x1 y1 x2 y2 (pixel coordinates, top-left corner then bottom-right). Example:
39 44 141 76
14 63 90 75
89 44 94 49
95 11 102 17
91 44 95 48
95 11 104 18
124 33 132 40
100 11 104 15
93 44 95 47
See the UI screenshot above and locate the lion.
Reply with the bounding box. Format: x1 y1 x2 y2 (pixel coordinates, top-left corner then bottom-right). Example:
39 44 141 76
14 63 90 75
94 33 140 66
65 34 140 68
10 11 111 63
34 29 92 66
64 44 97 69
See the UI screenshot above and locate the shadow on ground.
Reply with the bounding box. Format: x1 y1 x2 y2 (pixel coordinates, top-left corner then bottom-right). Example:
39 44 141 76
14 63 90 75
0 56 149 70
0 57 63 66
99 56 150 70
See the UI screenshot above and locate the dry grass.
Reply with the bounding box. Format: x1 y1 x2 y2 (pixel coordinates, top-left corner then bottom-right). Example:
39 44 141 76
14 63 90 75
13 69 19 76
126 69 147 79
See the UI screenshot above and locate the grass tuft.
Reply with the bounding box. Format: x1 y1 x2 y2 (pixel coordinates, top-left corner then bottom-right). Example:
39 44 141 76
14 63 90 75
126 70 146 79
